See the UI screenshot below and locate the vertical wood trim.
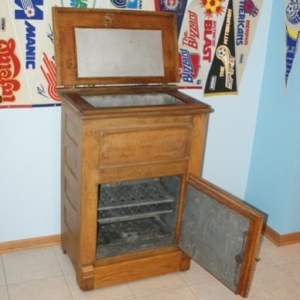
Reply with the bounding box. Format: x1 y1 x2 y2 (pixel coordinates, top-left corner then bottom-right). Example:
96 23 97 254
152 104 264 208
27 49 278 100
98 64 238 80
188 114 208 177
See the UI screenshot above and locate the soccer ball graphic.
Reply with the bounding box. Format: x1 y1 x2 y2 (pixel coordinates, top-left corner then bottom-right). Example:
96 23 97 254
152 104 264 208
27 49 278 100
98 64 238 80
25 7 35 18
286 2 297 17
216 46 227 59
199 0 225 17
286 0 300 25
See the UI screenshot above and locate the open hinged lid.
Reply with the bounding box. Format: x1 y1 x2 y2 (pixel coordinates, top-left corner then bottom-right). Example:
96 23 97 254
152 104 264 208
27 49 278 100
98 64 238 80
179 175 264 297
52 7 179 88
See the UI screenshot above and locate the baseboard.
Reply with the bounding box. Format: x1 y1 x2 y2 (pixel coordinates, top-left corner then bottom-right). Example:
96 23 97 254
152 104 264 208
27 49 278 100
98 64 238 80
264 225 300 246
0 235 61 254
0 226 299 254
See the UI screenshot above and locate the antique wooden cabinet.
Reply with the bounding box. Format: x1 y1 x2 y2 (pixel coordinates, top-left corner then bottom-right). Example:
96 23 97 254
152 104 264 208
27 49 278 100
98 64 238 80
53 7 263 297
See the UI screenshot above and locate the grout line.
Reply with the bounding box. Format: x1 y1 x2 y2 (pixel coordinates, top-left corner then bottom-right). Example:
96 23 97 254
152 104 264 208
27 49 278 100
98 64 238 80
186 284 200 300
1 285 10 300
126 282 138 300
52 245 65 274
52 245 76 299
0 254 8 286
0 254 11 300
62 273 76 300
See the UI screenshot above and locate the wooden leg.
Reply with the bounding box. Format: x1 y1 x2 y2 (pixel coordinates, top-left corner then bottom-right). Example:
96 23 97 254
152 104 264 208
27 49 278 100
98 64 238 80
180 252 191 271
79 265 95 291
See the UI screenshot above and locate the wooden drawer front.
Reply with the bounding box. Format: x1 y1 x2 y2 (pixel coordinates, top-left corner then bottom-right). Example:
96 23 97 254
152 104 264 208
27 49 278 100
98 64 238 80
100 126 190 166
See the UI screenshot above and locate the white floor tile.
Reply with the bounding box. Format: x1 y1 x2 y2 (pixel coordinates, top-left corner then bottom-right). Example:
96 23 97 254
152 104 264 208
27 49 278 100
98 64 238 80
2 246 63 284
8 275 73 300
262 243 300 265
0 286 9 300
65 273 135 300
136 286 198 300
251 265 300 300
189 280 250 300
178 260 216 286
278 259 300 285
128 273 186 298
254 250 277 271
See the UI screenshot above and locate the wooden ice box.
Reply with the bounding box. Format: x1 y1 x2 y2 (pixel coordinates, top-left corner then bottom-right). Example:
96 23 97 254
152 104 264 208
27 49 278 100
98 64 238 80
52 7 263 297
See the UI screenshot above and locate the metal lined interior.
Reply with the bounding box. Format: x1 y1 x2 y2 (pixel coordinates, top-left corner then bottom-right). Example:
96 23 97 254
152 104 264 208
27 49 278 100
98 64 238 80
97 177 180 259
83 93 183 108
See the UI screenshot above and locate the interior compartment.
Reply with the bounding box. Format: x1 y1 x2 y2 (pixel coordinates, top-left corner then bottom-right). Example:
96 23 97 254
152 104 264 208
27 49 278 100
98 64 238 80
83 93 183 108
97 176 180 259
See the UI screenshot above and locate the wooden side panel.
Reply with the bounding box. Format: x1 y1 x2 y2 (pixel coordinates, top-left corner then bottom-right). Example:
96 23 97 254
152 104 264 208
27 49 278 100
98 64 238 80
61 101 82 273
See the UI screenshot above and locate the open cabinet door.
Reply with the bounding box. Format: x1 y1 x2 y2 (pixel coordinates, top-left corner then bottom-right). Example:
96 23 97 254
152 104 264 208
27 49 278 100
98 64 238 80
179 175 263 298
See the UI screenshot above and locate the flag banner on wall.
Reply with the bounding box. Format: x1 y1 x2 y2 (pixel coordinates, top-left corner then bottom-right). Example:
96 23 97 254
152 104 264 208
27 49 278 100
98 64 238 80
204 0 237 95
0 0 263 108
234 0 262 87
177 0 262 93
103 0 155 10
0 0 175 108
285 0 300 89
178 0 230 89
1 0 41 107
154 0 188 38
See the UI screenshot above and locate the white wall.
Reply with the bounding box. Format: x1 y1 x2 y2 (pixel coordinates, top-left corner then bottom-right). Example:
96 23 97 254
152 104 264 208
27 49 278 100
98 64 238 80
0 107 61 242
0 1 272 243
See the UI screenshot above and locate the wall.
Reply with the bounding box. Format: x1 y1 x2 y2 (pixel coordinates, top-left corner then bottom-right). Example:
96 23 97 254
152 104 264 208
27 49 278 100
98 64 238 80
0 108 61 242
245 1 300 234
0 1 273 243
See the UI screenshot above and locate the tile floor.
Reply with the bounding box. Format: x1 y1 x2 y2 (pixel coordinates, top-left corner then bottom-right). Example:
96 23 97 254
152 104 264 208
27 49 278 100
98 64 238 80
1 237 300 300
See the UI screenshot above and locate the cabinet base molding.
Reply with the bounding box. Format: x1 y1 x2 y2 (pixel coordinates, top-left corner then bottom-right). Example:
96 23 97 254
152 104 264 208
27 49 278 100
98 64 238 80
93 250 186 290
0 235 61 254
264 225 300 246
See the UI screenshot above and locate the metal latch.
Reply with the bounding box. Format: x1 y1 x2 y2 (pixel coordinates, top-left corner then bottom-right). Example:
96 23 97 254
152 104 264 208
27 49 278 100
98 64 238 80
234 231 248 286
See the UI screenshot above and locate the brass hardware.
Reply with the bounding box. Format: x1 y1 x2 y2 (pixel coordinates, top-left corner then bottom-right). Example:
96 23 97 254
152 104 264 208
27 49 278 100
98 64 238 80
255 257 261 262
102 13 113 28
